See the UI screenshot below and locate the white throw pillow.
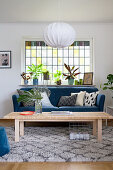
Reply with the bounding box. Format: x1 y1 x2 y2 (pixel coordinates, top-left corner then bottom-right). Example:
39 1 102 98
71 91 86 106
41 92 53 106
84 91 99 106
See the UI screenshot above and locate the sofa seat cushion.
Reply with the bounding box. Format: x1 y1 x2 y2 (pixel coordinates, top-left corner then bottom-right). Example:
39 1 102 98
42 106 59 112
59 106 99 112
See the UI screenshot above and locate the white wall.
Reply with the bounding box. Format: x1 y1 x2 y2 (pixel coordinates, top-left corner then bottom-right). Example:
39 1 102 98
0 22 113 117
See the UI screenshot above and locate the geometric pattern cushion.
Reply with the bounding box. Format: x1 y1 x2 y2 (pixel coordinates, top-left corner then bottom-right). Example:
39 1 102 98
84 91 99 106
0 127 10 156
17 89 35 107
57 94 77 107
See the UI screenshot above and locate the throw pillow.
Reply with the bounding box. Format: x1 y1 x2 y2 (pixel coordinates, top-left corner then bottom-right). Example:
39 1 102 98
41 92 53 107
17 89 35 107
71 91 86 106
57 94 77 107
84 91 99 106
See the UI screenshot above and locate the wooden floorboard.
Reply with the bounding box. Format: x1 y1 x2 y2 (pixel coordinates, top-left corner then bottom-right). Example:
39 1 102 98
0 119 113 170
0 162 113 170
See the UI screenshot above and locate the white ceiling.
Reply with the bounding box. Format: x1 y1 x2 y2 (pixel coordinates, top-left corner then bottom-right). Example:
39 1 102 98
0 0 113 23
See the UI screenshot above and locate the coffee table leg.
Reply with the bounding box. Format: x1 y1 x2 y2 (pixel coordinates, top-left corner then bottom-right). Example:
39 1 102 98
20 121 24 136
98 119 102 142
15 119 19 142
93 120 97 136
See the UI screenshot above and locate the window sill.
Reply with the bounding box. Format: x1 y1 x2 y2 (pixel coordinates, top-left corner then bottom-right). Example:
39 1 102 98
19 84 96 87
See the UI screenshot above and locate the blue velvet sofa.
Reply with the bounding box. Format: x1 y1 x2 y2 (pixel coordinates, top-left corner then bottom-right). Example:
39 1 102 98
12 86 105 112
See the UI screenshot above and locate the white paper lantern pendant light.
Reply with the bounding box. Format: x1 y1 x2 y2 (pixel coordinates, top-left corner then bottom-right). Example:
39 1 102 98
44 22 76 48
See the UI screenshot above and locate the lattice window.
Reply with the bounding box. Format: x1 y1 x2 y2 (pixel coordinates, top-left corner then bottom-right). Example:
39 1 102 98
25 40 92 81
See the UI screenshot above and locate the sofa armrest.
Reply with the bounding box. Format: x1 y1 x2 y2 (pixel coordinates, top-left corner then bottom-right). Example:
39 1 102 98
96 94 105 111
12 95 21 112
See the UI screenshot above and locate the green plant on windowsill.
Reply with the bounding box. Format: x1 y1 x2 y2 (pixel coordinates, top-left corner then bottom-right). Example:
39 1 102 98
27 64 43 79
54 70 62 85
100 74 113 98
42 68 50 80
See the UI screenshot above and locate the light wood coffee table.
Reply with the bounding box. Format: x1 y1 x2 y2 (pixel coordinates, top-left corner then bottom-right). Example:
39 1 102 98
4 112 113 142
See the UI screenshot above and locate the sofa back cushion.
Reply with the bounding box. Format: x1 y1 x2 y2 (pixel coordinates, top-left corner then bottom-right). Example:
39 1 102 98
20 87 98 106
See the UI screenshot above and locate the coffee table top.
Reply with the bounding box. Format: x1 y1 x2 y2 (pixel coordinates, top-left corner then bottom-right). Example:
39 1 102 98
4 112 113 121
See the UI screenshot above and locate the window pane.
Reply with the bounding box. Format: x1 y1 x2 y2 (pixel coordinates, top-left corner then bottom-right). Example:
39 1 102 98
53 49 57 57
64 50 68 57
69 58 73 65
48 50 52 57
74 49 79 57
42 58 46 65
80 66 84 73
58 50 62 57
85 50 90 57
37 50 41 57
47 58 52 65
85 58 90 65
53 58 57 65
31 50 36 57
53 66 57 73
42 50 46 57
85 66 90 72
26 50 30 57
69 50 73 57
74 58 79 65
80 58 84 65
58 58 62 65
26 58 30 65
37 58 41 65
80 50 84 57
31 58 36 65
64 58 68 65
58 66 62 72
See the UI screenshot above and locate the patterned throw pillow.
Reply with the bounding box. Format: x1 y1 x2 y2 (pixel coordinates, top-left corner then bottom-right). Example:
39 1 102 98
17 89 35 107
84 91 99 106
57 94 77 107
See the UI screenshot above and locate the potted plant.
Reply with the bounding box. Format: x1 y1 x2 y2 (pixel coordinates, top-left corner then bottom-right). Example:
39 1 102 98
17 88 43 114
54 70 62 85
28 64 43 85
42 68 49 80
101 74 113 96
21 72 31 85
63 63 80 85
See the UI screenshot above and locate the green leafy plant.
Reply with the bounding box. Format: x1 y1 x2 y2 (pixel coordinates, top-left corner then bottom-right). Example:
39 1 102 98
63 63 80 80
42 68 49 75
54 70 62 85
101 74 113 91
27 64 43 79
17 88 43 103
